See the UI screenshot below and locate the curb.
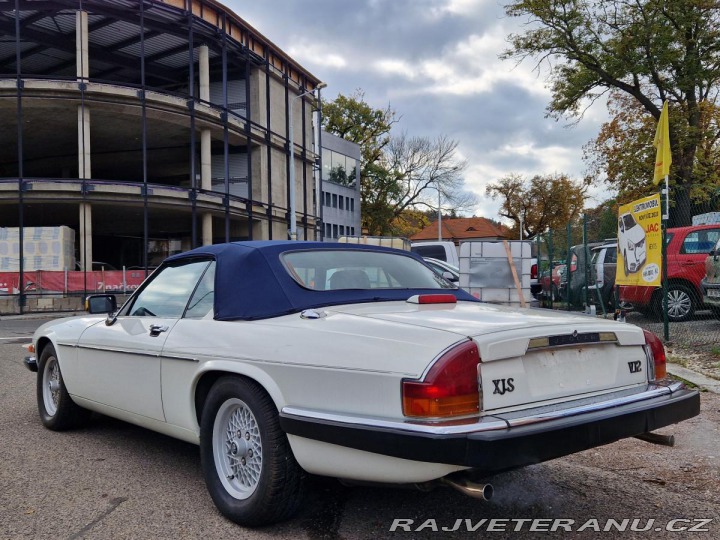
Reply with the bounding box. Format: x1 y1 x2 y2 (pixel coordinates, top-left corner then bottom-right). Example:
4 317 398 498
667 363 720 394
0 311 80 321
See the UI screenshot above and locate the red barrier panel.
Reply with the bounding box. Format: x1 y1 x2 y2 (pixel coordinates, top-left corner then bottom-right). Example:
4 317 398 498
0 270 146 294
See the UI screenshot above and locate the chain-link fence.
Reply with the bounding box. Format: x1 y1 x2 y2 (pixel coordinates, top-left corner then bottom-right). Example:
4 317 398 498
533 202 720 367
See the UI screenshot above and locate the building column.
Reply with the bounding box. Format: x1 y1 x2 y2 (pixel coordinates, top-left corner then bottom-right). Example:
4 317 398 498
77 9 92 271
76 10 89 80
199 45 213 245
79 203 92 271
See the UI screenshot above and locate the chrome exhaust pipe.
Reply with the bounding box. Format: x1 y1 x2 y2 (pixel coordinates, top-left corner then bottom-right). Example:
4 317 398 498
441 477 493 501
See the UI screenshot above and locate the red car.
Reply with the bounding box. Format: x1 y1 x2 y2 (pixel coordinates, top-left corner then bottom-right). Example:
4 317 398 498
620 224 720 321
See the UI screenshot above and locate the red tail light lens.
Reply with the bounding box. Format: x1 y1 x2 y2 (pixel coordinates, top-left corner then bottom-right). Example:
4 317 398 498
402 340 480 418
643 329 667 380
531 263 538 280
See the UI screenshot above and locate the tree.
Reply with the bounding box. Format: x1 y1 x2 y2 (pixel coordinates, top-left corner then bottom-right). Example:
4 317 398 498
503 0 720 225
322 92 476 235
586 91 720 214
486 173 588 238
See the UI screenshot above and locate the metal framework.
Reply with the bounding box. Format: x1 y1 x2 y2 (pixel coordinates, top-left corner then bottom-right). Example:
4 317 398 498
0 0 323 313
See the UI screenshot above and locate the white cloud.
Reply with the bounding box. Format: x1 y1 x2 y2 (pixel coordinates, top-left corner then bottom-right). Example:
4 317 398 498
286 42 347 69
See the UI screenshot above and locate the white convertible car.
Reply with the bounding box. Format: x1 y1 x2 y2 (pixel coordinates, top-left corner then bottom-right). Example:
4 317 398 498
24 241 699 526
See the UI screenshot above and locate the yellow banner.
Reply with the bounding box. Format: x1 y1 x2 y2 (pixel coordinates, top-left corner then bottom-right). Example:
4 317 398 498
616 194 662 287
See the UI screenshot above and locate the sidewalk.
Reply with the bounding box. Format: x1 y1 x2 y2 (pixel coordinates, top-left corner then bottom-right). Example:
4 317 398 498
667 363 720 394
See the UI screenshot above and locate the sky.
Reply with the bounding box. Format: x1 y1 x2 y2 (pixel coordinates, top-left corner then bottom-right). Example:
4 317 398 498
228 0 612 223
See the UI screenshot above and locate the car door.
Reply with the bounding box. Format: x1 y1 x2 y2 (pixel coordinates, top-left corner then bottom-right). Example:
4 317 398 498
675 228 720 292
74 259 213 421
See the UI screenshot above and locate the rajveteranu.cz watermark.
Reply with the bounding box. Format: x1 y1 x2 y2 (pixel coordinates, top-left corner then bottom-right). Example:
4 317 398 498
389 518 714 533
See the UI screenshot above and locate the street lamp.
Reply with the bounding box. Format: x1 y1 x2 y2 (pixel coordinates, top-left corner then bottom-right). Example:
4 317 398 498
289 81 327 240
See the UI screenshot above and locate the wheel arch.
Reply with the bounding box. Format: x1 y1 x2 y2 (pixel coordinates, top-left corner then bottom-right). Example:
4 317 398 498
652 278 701 303
35 336 55 359
193 364 286 430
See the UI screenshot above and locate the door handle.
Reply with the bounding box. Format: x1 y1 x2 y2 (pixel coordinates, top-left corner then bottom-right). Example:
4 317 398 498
149 324 169 337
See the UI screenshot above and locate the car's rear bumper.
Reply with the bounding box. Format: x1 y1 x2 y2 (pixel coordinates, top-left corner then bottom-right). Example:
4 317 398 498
279 382 699 474
702 279 720 307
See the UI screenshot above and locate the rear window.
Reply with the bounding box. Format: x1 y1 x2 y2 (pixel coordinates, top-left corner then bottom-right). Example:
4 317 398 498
282 250 453 291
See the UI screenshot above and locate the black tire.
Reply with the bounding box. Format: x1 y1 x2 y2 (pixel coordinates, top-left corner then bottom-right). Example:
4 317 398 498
36 344 91 430
200 376 306 527
654 284 696 322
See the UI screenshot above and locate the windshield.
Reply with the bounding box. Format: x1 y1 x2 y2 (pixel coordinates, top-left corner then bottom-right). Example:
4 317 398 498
621 214 637 229
282 250 454 291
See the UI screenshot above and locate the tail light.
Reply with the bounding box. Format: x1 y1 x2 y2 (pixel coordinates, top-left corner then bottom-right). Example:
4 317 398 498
402 340 480 418
531 263 538 280
642 329 667 380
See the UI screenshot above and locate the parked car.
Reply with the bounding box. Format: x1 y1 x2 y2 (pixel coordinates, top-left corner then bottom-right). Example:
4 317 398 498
410 241 459 267
701 236 720 318
620 224 720 322
539 263 565 301
618 213 647 276
423 257 460 283
587 241 618 310
24 241 699 526
558 242 604 307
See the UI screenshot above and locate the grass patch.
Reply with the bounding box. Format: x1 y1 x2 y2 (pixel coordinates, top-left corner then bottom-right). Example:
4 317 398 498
667 373 702 390
666 355 689 368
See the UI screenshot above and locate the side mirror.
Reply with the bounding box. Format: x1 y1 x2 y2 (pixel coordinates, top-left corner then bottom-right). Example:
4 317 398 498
86 294 117 315
442 271 459 283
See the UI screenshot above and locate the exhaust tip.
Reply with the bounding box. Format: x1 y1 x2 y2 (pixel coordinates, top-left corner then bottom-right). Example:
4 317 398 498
441 477 493 501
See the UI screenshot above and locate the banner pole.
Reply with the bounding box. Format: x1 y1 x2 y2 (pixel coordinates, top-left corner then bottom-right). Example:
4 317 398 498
662 175 669 341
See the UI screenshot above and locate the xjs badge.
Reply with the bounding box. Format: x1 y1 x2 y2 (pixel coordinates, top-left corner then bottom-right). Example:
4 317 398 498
492 378 515 395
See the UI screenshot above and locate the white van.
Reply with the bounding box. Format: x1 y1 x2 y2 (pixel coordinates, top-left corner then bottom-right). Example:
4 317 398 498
410 241 459 267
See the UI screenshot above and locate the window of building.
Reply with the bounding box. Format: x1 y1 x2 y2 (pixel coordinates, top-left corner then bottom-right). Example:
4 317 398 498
325 223 332 238
332 224 338 238
324 191 331 207
350 227 355 236
332 194 338 208
350 198 355 212
339 225 345 236
339 196 344 210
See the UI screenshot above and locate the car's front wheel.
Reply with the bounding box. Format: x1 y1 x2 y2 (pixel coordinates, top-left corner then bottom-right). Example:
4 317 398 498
36 344 90 430
200 376 305 526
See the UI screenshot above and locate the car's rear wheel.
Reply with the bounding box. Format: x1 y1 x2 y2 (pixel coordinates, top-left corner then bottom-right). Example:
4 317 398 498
37 344 90 430
200 376 305 526
654 284 695 322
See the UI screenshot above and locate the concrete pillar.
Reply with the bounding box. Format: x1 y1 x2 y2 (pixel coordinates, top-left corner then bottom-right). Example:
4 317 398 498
199 45 210 102
78 105 91 179
76 10 89 80
202 214 213 246
198 45 213 245
201 129 212 245
79 203 92 271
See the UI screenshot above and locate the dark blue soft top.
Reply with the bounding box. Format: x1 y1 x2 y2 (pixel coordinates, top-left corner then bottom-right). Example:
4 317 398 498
165 241 479 321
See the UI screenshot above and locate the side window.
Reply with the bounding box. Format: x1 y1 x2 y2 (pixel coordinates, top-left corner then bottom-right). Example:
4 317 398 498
681 230 720 254
185 262 216 319
126 260 211 317
607 247 617 264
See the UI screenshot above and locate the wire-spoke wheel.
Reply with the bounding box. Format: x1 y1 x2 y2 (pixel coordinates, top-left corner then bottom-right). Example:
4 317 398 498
36 344 90 430
200 376 305 526
213 398 263 500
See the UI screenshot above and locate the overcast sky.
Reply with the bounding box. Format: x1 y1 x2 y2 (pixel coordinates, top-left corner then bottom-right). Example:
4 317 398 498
228 0 612 222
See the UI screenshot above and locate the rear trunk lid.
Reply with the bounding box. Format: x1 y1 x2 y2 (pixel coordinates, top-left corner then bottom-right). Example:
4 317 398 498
332 301 649 412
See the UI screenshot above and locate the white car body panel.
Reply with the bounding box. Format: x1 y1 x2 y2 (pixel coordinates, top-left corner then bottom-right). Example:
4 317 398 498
287 435 468 482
